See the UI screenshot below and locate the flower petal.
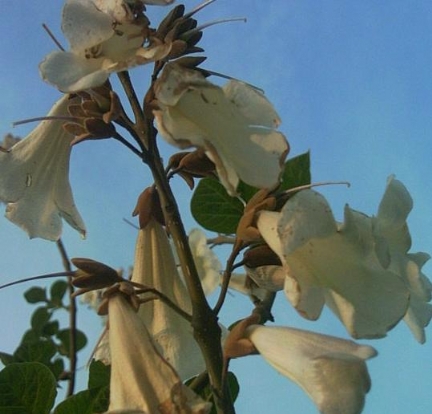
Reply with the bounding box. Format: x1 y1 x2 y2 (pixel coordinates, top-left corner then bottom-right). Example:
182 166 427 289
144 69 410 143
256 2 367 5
132 219 205 380
188 228 221 296
154 64 289 196
375 175 413 253
108 294 210 413
246 325 376 414
40 51 109 93
62 0 114 52
258 190 410 338
0 96 85 240
222 81 281 128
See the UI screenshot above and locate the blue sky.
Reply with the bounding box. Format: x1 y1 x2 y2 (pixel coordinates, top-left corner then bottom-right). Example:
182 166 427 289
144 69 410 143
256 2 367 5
0 1 431 413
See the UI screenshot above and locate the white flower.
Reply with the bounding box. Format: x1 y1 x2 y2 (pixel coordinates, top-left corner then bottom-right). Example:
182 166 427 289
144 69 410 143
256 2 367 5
257 188 410 339
246 325 376 414
40 0 171 92
154 63 289 196
0 96 85 240
373 176 432 342
107 293 211 414
132 218 205 380
188 228 221 295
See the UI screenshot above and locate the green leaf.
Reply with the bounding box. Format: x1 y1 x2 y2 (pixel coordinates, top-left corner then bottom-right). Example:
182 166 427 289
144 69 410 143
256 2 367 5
56 329 88 356
54 362 111 414
186 371 239 414
49 281 68 307
51 358 65 380
226 371 240 402
237 181 259 202
14 339 57 366
21 329 40 343
54 387 108 414
24 287 47 304
0 352 15 366
30 307 51 333
280 151 311 191
191 178 244 234
42 320 60 336
0 362 57 414
88 359 110 389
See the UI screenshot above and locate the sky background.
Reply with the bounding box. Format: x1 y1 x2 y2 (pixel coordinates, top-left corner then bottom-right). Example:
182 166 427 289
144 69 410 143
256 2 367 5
0 1 431 413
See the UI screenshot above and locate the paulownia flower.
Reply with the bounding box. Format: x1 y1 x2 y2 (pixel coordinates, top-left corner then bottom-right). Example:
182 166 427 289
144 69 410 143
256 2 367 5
0 96 85 240
246 324 376 414
257 188 411 339
132 218 205 380
373 176 432 343
188 228 221 296
106 292 211 413
40 0 171 92
154 63 289 196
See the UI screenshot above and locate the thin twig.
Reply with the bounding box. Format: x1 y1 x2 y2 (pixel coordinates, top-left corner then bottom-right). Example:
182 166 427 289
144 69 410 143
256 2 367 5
42 23 65 51
113 131 145 159
207 235 237 247
56 239 77 397
0 271 74 290
213 240 244 315
133 285 193 322
117 71 149 150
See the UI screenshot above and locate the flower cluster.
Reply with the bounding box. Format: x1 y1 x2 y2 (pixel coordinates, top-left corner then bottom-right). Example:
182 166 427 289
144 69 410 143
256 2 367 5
40 0 172 92
249 176 431 342
0 1 430 414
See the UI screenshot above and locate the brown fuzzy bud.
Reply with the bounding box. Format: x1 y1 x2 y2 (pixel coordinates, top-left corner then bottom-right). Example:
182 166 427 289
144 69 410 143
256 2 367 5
71 258 122 289
179 149 215 176
84 118 116 138
132 186 165 228
243 245 282 268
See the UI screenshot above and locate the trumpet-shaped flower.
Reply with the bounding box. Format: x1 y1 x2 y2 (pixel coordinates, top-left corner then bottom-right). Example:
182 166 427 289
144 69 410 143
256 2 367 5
373 176 432 342
107 292 211 413
188 228 221 296
40 0 171 92
257 188 411 339
246 325 376 414
132 218 205 380
154 63 289 196
0 96 85 240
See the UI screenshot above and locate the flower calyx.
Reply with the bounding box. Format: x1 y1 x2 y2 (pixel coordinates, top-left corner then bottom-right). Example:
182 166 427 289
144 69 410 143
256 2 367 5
97 281 141 315
243 244 282 268
236 189 277 243
64 88 120 144
154 4 205 63
71 257 123 296
132 186 165 228
168 149 216 189
223 314 260 360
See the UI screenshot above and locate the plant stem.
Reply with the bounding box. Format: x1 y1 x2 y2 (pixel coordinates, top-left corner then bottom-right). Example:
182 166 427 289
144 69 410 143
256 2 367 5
119 70 235 413
56 239 77 397
214 241 243 315
147 124 235 413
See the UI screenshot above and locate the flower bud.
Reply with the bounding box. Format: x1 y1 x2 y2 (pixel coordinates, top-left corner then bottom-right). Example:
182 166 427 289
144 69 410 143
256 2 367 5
243 245 282 268
71 258 122 289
